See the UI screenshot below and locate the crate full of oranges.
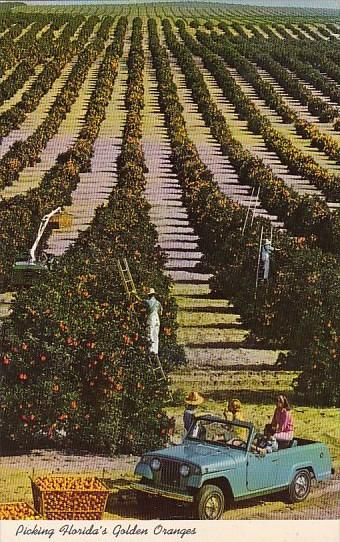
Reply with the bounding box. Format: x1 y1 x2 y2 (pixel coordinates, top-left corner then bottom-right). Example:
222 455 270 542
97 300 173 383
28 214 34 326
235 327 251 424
31 476 109 520
0 501 42 520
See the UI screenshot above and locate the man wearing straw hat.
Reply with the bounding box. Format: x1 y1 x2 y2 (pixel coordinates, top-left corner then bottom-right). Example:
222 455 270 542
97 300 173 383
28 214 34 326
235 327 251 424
144 287 163 355
183 391 204 434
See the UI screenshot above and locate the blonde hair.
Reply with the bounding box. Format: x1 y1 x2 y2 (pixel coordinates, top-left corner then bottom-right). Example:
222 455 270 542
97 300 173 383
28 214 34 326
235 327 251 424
229 398 242 412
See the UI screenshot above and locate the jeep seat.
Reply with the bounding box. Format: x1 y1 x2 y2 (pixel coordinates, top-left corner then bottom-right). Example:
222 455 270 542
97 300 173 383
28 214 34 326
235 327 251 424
277 439 291 450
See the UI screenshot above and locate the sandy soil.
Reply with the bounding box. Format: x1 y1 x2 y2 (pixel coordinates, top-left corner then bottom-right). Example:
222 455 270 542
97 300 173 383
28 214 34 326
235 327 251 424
1 450 338 520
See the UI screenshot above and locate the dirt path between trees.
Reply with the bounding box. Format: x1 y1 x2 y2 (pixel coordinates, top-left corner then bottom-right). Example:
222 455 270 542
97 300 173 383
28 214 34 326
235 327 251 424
0 450 338 520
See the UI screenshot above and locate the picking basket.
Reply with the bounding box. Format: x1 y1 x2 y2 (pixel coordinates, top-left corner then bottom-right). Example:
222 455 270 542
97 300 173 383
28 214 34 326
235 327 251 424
31 475 109 520
49 212 73 230
0 501 42 520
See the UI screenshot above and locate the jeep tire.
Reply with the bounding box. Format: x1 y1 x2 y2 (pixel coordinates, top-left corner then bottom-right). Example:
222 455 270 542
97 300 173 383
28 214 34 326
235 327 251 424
195 484 225 520
288 469 311 503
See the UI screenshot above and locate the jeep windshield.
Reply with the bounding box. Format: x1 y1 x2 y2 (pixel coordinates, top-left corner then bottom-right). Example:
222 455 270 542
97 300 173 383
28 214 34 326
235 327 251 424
186 418 250 450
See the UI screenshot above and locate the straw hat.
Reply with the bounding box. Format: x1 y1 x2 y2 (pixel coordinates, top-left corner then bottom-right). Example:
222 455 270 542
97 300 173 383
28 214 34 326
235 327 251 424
264 239 271 245
185 391 204 405
147 288 155 295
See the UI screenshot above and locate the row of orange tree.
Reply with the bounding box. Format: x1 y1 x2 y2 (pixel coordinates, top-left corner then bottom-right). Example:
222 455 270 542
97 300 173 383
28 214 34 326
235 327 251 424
273 23 296 38
294 119 340 164
216 23 338 122
242 27 340 134
193 23 340 166
0 14 96 143
232 30 340 141
0 23 26 73
0 20 49 107
323 23 340 35
0 14 28 72
250 22 325 40
207 26 296 123
193 28 340 202
0 17 184 453
0 15 80 108
0 13 55 65
0 17 124 288
297 23 330 39
150 18 339 406
0 16 110 189
116 17 184 376
242 26 340 102
164 19 340 252
263 28 340 88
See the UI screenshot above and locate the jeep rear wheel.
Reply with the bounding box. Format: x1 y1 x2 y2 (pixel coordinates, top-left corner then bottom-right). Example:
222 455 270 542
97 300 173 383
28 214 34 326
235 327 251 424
195 484 225 520
288 469 311 503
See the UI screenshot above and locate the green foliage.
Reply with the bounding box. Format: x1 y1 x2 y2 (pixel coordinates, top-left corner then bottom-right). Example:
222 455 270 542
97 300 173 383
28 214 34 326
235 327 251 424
151 18 340 407
0 17 185 453
0 188 184 452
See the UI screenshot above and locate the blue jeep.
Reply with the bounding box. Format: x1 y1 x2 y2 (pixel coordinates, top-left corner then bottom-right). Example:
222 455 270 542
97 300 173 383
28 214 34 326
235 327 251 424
132 415 333 519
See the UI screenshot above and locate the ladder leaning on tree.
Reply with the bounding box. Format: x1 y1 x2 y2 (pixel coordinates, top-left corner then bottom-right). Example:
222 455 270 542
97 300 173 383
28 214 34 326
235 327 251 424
116 257 137 298
116 258 173 401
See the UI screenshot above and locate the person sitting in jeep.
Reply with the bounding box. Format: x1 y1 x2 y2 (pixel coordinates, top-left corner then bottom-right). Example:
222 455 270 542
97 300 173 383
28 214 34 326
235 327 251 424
252 424 278 456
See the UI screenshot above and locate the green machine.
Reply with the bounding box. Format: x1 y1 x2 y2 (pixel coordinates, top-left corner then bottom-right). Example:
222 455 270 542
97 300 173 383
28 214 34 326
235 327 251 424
12 207 62 287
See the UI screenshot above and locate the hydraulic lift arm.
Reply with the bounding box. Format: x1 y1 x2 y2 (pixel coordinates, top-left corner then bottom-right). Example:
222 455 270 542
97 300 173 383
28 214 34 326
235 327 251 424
29 207 61 263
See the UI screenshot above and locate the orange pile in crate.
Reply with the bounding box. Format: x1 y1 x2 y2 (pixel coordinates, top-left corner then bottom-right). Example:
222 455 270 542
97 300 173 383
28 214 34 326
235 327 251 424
0 502 41 520
31 476 109 520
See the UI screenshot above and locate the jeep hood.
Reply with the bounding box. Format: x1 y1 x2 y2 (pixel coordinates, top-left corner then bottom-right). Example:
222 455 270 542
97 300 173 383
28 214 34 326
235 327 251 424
146 442 244 471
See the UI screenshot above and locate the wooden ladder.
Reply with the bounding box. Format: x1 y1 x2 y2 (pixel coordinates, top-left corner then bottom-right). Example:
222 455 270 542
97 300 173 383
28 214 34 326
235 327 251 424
147 353 173 402
116 257 137 298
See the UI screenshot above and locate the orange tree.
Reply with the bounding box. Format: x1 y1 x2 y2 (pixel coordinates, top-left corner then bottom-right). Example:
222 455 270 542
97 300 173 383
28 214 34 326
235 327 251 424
0 17 184 453
0 15 96 143
0 16 112 188
0 17 127 288
168 20 339 252
0 189 184 453
191 26 340 202
150 18 339 406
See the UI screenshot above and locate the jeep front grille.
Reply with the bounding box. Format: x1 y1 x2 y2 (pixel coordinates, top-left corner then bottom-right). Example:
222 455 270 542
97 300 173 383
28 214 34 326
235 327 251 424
159 460 181 488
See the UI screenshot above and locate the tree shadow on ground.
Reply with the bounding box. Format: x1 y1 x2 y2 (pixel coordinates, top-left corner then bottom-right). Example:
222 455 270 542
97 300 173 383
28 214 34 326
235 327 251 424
180 322 242 329
105 480 289 520
174 292 213 298
179 306 237 314
205 388 291 405
104 478 190 519
186 341 247 349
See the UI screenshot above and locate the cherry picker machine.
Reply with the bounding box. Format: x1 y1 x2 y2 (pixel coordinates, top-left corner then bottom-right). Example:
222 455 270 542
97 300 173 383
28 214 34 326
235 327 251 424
12 207 62 287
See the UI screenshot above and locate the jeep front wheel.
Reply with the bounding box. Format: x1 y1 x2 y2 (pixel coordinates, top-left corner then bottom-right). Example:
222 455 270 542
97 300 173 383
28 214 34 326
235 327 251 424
288 469 311 503
195 484 225 520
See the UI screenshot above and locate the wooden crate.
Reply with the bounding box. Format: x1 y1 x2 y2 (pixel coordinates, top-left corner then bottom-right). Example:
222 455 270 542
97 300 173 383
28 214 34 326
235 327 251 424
31 476 109 520
0 501 42 520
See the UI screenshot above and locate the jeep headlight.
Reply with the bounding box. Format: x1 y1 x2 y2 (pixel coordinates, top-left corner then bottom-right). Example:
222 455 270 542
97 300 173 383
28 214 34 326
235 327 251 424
180 464 190 477
150 458 161 471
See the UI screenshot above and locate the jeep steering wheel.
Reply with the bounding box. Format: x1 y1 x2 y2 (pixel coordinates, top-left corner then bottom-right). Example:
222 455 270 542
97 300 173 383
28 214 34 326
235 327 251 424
229 438 247 448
